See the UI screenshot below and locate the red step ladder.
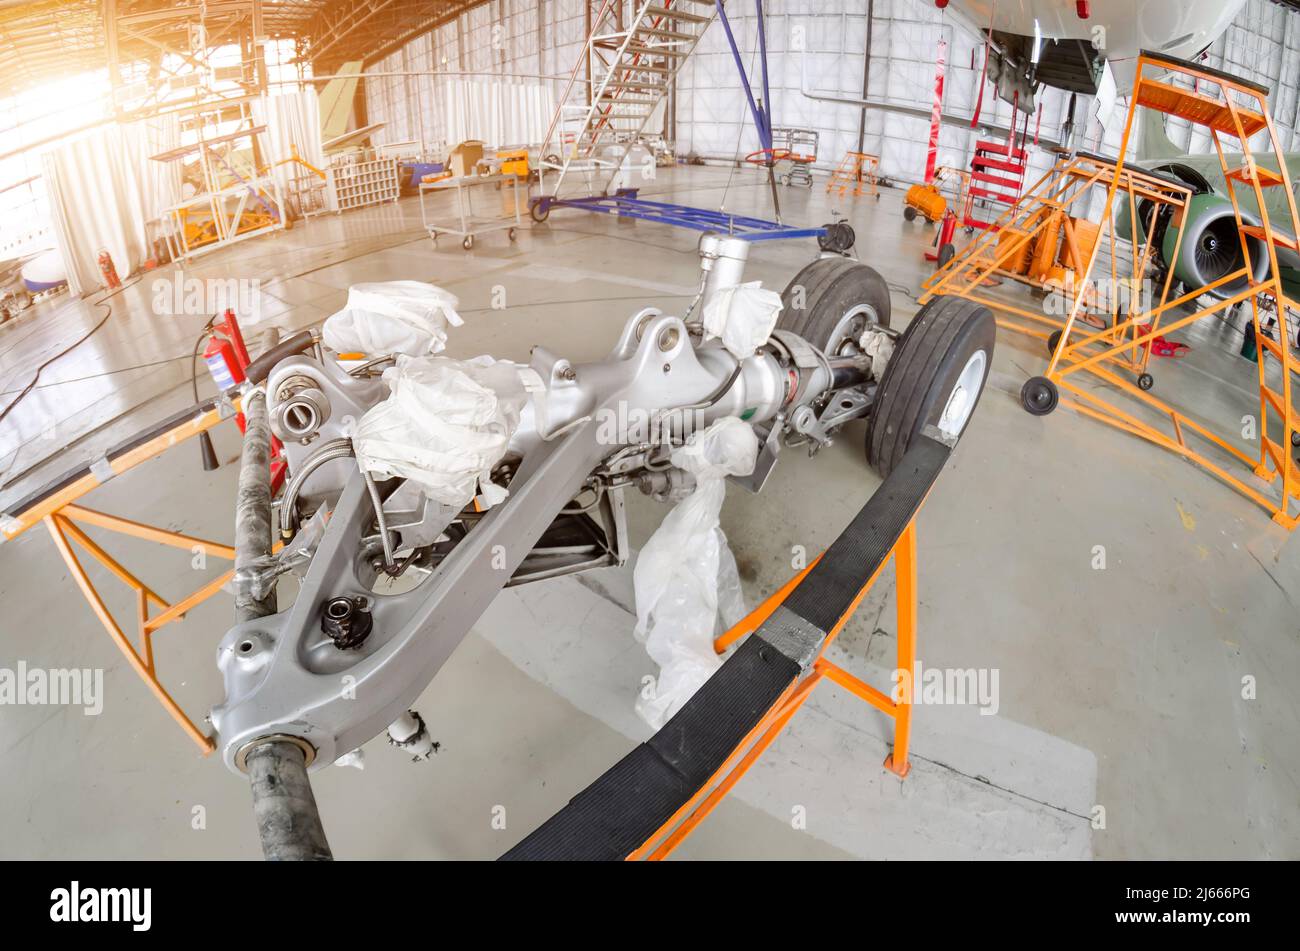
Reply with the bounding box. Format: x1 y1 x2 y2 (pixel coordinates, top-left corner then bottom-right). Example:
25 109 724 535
964 138 1027 231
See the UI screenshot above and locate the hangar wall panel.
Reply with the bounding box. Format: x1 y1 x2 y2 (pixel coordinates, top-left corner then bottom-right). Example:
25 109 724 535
364 1 1300 191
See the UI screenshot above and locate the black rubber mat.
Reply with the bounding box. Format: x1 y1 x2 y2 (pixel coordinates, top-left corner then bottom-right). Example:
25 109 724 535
784 433 948 633
4 398 219 517
1137 49 1269 97
1074 152 1189 190
500 635 798 861
501 433 952 861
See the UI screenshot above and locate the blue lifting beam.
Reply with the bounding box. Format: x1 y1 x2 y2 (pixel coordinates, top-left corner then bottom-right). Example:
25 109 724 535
531 0 840 247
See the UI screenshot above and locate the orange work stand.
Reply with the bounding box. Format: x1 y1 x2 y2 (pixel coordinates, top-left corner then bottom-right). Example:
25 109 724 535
1 402 248 754
827 151 881 199
629 519 919 861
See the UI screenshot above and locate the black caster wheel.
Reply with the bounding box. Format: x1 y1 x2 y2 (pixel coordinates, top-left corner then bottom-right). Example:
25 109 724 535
903 205 917 222
508 227 517 242
1291 430 1300 448
937 243 955 269
1021 376 1059 416
529 201 550 223
874 192 881 200
462 235 474 250
1047 330 1062 355
1137 372 1154 391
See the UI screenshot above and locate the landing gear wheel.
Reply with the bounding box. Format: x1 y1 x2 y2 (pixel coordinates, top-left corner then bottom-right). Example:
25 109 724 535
1047 330 1062 355
530 201 550 223
1020 376 1059 416
508 227 517 242
866 294 995 478
817 221 856 253
462 235 474 250
777 257 891 355
1137 372 1154 391
903 205 918 222
937 243 955 269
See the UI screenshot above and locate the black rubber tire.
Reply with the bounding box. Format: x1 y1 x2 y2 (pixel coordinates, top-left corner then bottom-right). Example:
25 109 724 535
866 295 995 478
529 201 550 223
903 205 918 222
937 243 955 269
1047 330 1063 355
1138 372 1154 391
1020 376 1059 416
778 258 891 352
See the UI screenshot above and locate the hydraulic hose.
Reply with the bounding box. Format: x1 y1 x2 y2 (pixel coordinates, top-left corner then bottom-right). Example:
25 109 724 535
235 389 333 861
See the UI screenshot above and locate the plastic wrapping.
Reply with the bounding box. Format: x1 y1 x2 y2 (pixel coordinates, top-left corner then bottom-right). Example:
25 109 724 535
859 327 895 380
633 416 758 729
701 281 783 358
352 354 536 508
322 281 464 356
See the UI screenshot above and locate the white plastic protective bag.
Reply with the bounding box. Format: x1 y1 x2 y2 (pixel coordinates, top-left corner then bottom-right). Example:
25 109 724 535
701 281 783 358
322 281 464 356
633 416 758 729
353 354 536 508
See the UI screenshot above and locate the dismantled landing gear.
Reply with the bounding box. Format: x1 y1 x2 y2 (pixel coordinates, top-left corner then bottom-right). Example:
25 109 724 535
219 234 996 858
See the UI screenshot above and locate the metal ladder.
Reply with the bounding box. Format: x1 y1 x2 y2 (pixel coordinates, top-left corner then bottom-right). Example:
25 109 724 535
537 0 720 199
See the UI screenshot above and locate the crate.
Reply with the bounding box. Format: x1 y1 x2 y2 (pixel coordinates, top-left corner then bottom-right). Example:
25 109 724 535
328 155 400 212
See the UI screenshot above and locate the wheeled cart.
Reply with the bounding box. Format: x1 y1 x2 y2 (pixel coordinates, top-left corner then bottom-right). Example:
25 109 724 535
772 127 818 186
419 171 525 250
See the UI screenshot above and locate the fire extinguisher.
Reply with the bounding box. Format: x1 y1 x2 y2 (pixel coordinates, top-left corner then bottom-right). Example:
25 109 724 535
97 250 121 290
203 333 246 392
925 210 960 268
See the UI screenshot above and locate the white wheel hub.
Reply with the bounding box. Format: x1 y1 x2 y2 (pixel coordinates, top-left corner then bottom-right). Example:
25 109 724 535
938 349 986 438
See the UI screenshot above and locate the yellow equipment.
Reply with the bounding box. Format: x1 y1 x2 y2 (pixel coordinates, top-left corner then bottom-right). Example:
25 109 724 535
904 183 947 223
497 148 529 177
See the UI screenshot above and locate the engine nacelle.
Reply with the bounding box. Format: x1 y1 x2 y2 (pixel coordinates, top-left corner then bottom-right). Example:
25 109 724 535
1162 193 1269 300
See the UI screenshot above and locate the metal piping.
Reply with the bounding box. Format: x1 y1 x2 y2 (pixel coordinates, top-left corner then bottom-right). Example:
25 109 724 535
278 438 355 540
234 391 277 623
234 390 333 861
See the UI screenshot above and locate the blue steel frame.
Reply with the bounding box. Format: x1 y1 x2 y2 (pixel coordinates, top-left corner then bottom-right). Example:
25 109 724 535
533 190 826 242
716 0 773 156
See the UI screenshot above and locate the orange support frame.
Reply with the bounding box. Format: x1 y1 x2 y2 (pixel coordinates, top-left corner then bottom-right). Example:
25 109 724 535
1037 56 1300 529
1 403 249 754
921 53 1300 530
629 520 920 861
922 152 1193 379
827 151 880 199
